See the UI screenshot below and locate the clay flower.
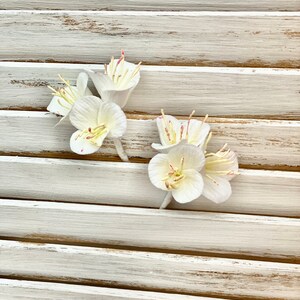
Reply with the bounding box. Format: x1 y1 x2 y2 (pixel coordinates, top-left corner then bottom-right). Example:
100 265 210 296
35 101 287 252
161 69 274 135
69 95 128 161
85 50 141 108
152 110 210 152
148 144 205 209
47 73 91 119
202 137 239 203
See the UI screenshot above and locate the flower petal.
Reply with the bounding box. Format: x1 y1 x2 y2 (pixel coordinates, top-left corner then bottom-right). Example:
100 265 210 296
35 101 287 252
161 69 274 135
76 72 89 96
205 149 239 180
183 119 210 148
100 86 136 108
148 153 170 191
202 175 232 203
168 144 205 171
172 169 203 204
156 114 182 146
85 69 115 95
151 139 187 153
107 60 140 90
97 102 127 138
70 130 100 155
47 95 72 116
69 96 102 130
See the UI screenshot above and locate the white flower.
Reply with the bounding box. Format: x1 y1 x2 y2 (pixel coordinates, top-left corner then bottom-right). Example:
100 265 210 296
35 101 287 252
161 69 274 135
69 95 127 155
152 110 210 153
202 142 239 204
47 73 91 117
148 144 205 204
85 50 141 108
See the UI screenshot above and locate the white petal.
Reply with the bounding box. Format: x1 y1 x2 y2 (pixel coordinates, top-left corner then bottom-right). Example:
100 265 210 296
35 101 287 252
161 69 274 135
172 169 203 204
47 95 72 116
97 102 127 138
206 149 239 181
100 86 136 108
85 69 115 95
148 153 170 191
70 130 100 155
69 96 102 130
107 60 140 90
202 175 232 203
168 144 205 171
76 72 89 96
183 120 210 148
156 114 182 146
84 87 93 96
151 139 187 153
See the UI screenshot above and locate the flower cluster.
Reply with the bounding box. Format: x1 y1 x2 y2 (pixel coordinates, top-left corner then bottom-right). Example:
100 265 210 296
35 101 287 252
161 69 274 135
47 50 239 209
148 111 239 208
47 51 141 161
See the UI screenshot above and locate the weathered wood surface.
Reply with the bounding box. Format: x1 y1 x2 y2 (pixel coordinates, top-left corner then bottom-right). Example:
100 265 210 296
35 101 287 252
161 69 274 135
1 11 300 67
1 241 299 299
0 156 299 217
0 279 221 300
1 0 300 11
1 62 300 118
1 199 299 260
1 111 299 167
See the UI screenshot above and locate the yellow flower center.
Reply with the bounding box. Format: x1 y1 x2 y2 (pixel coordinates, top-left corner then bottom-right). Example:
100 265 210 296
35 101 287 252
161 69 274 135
105 50 141 89
48 75 78 107
78 124 108 145
160 110 208 145
205 145 239 179
162 157 185 190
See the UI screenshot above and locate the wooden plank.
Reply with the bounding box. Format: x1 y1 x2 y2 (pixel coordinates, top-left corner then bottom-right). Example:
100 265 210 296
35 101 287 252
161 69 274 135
0 111 299 167
0 156 299 217
1 0 299 11
0 279 221 300
1 11 300 67
1 62 299 118
1 199 299 260
1 241 299 299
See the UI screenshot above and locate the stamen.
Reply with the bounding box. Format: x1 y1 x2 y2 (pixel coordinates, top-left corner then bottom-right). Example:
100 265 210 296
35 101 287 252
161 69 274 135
186 110 195 140
180 124 184 140
204 132 213 152
180 157 184 172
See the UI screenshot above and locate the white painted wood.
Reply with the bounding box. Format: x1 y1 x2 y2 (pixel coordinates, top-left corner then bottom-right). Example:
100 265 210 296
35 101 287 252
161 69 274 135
1 11 299 67
1 199 299 260
1 240 299 299
0 279 221 300
0 156 299 217
1 0 299 11
0 111 299 167
1 62 299 118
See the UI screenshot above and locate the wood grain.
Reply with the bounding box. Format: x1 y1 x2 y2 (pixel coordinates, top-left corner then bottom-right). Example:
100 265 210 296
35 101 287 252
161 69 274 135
1 240 300 299
0 11 300 67
1 0 300 11
0 279 221 300
1 199 299 260
1 62 300 118
0 156 299 217
0 111 299 167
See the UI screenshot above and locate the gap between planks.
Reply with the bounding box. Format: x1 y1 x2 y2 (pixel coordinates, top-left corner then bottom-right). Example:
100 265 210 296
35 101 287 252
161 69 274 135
1 0 300 11
0 11 300 67
0 199 299 263
0 279 226 300
0 240 299 299
0 156 299 217
1 62 299 119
